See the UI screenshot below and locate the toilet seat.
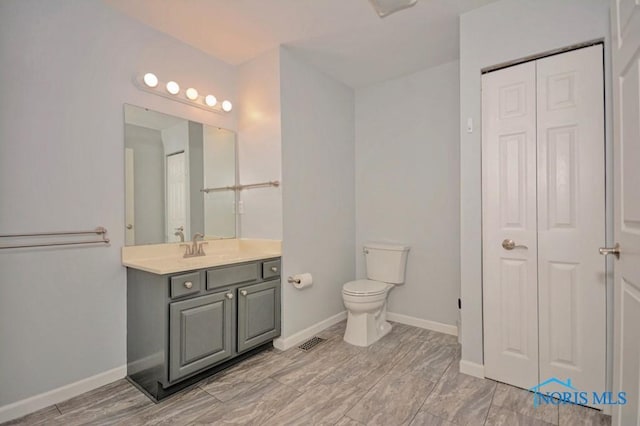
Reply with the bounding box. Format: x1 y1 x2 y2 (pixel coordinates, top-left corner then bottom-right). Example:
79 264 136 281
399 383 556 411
342 279 390 296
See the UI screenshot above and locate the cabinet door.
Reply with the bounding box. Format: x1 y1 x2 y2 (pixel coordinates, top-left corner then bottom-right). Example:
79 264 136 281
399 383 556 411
237 280 281 353
169 291 233 382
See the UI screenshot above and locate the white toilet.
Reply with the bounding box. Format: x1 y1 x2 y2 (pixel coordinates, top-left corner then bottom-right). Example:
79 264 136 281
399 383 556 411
342 242 410 347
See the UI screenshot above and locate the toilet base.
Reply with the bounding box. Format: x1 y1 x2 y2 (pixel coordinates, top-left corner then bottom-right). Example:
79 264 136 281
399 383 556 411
343 311 392 347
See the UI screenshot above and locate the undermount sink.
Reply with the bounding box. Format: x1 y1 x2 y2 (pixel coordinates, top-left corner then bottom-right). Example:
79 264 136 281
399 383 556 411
122 239 281 275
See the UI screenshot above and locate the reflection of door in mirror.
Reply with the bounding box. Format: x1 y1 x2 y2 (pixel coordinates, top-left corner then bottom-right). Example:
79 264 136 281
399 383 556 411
125 148 135 245
166 152 187 243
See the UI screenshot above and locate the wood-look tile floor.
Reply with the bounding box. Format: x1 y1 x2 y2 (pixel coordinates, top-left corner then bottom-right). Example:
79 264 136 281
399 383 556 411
3 322 611 426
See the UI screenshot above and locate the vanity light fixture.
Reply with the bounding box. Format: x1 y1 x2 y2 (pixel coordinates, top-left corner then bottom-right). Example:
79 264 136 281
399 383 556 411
143 72 159 88
134 72 233 114
166 81 180 95
185 87 198 101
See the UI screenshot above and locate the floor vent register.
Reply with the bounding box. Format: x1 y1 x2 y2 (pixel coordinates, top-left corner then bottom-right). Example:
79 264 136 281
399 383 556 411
297 336 326 352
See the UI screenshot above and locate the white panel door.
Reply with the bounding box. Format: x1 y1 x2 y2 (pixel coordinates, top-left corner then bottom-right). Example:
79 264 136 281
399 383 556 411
482 61 540 388
125 148 135 245
611 0 640 424
166 152 187 242
536 45 606 401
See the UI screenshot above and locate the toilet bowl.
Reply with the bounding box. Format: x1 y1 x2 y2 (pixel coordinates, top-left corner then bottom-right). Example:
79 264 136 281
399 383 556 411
342 243 410 347
342 280 394 347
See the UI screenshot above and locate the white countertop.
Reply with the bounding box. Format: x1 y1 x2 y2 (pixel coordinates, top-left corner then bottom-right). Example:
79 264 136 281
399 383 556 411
122 239 281 275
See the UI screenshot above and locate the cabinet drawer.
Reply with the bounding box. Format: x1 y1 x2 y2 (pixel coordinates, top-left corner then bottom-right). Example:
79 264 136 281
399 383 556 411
207 263 259 290
170 272 201 299
262 259 281 279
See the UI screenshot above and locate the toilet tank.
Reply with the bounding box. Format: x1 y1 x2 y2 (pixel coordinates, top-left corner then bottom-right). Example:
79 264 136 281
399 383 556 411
364 242 410 284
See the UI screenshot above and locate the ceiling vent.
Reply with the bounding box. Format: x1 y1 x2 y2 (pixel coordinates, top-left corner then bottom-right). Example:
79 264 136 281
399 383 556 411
369 0 418 18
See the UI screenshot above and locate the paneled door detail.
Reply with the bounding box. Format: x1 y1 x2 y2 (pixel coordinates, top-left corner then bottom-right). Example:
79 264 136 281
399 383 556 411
482 61 540 388
166 151 187 242
536 45 606 400
611 0 640 424
482 46 606 395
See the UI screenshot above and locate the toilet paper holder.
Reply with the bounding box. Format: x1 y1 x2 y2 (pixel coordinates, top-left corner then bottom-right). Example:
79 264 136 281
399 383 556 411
287 276 301 284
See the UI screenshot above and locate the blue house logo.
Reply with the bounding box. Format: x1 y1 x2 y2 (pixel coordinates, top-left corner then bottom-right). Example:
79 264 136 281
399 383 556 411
529 377 627 407
529 378 578 407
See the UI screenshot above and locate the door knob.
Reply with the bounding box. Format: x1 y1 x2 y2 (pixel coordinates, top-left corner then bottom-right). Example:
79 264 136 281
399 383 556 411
502 239 528 250
240 290 248 296
599 243 620 259
226 293 234 299
126 224 133 230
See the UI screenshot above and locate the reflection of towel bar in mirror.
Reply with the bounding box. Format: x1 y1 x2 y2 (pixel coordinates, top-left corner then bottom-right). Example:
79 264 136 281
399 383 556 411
201 180 280 194
0 227 110 249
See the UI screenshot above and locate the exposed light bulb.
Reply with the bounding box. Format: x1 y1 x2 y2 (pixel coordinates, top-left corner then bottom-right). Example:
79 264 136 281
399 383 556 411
222 100 233 112
166 81 180 95
185 87 198 100
205 95 217 107
143 73 158 88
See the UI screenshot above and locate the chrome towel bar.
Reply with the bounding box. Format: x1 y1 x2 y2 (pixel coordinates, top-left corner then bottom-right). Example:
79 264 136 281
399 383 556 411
201 180 280 194
0 227 110 249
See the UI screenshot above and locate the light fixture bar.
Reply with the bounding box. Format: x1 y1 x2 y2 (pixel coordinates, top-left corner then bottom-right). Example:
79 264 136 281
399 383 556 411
132 73 233 114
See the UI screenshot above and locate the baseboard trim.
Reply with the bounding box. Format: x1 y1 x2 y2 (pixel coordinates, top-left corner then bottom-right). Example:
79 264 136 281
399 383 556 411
459 360 485 379
0 365 126 424
386 312 458 336
273 311 347 351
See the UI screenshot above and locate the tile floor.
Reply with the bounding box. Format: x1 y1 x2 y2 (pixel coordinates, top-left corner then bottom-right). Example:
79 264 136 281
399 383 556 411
3 321 611 425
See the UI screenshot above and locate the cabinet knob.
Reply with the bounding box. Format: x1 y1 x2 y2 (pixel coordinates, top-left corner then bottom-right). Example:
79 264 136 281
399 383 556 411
270 266 278 273
226 293 234 299
240 290 248 296
183 281 193 289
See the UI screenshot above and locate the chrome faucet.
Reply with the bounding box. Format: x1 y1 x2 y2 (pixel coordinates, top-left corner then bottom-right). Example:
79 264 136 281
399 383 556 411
192 233 205 255
174 226 185 242
180 233 207 258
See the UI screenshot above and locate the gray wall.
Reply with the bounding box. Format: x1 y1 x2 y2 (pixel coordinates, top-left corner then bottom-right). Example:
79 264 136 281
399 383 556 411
0 0 236 407
355 61 460 326
125 124 164 244
459 0 611 367
280 48 356 337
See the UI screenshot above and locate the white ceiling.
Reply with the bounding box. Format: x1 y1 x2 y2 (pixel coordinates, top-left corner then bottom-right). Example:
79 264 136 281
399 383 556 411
105 0 497 88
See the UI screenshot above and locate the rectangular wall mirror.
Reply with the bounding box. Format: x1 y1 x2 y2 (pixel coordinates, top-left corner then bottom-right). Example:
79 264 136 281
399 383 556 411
124 104 236 246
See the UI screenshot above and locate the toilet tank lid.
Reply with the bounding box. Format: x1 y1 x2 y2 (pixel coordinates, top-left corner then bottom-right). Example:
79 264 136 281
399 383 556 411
364 242 410 252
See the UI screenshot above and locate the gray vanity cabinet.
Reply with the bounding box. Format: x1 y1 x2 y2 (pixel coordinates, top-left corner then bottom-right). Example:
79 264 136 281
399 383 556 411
126 257 281 401
169 291 233 382
237 280 281 353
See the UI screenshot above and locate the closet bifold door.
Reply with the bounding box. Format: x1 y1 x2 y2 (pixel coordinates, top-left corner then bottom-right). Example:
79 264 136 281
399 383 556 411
536 45 605 400
482 61 539 389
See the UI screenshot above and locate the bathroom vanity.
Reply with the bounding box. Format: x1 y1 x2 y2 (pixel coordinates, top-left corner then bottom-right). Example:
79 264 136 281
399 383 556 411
123 239 281 401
